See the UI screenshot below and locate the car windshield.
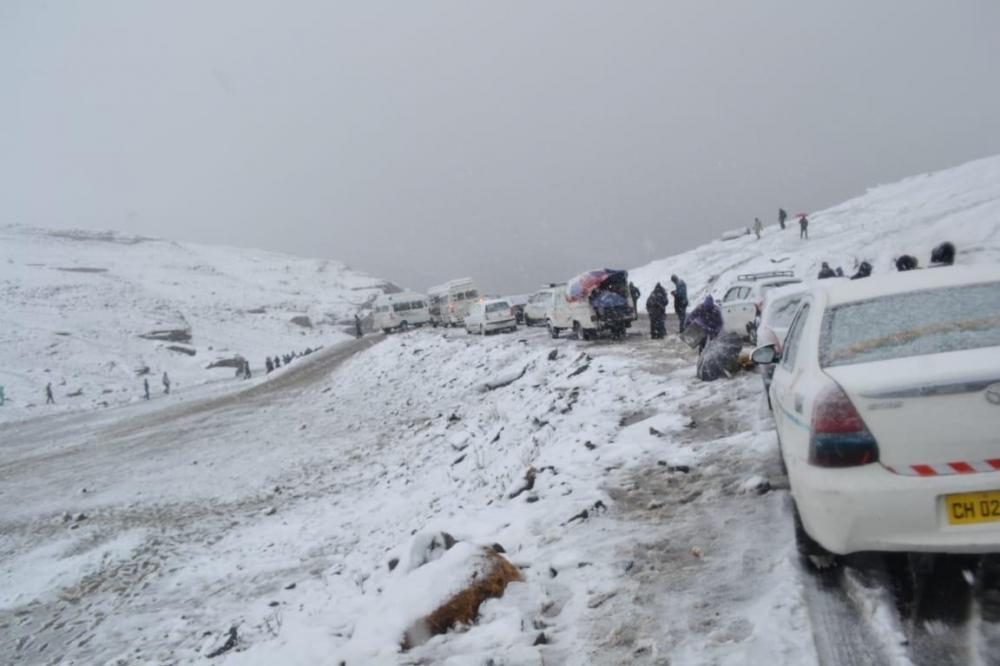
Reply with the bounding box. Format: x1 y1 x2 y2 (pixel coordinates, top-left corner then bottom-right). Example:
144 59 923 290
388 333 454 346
765 296 804 327
486 302 510 313
820 282 1000 367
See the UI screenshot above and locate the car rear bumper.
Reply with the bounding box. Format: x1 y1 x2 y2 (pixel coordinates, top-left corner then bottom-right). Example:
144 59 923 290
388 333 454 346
792 461 1000 555
483 318 515 331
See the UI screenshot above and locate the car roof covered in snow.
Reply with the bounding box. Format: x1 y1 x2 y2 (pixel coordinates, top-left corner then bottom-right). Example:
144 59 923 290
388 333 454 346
816 265 1000 307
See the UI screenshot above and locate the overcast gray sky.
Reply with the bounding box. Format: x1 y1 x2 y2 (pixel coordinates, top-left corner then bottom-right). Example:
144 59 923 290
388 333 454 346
3 1 999 293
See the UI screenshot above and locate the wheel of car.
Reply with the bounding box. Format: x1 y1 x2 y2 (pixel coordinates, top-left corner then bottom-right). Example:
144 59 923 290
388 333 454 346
793 503 838 571
382 328 391 334
524 316 533 327
547 320 559 339
400 321 409 332
571 322 581 340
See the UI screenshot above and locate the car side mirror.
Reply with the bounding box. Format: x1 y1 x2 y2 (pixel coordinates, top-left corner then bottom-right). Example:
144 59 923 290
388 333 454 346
751 344 779 365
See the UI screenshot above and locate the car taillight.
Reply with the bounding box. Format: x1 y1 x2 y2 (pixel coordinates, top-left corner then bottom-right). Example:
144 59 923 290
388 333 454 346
809 383 879 467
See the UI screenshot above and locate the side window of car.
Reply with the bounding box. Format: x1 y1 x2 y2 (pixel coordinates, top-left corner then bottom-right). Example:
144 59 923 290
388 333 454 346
780 304 811 370
724 287 740 302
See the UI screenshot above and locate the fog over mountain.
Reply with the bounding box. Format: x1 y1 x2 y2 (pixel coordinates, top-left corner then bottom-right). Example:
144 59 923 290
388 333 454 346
2 0 999 292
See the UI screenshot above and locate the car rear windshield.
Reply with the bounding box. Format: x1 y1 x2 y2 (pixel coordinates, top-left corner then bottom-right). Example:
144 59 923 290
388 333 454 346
820 282 1000 367
486 302 510 313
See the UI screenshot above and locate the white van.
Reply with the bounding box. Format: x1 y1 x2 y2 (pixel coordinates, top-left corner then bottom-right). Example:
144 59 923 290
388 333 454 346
523 286 557 326
544 270 636 340
427 278 480 326
372 292 431 333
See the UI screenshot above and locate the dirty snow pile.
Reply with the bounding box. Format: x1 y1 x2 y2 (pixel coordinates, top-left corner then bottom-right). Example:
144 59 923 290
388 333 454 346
631 154 1000 306
0 225 389 419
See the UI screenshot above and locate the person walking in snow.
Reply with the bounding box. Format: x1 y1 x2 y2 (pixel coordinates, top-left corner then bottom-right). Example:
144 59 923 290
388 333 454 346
143 377 150 400
850 261 872 280
162 372 171 395
778 208 787 230
817 262 836 279
645 283 669 339
243 360 252 379
354 313 363 339
274 356 281 369
265 357 274 374
0 384 6 406
45 382 55 404
670 274 689 333
799 214 809 239
688 295 724 353
753 217 763 240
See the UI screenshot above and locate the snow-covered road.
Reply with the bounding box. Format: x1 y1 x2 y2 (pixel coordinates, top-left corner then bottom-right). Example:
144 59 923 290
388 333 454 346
2 326 997 665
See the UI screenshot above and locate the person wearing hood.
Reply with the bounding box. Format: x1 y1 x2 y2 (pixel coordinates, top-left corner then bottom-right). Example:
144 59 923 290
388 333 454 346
850 261 872 280
753 217 763 239
670 274 689 333
645 283 669 339
688 295 724 352
930 241 956 267
896 255 919 271
817 262 836 279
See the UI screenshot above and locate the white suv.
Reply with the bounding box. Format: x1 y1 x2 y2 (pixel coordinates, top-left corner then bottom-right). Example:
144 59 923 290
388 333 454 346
523 287 557 326
720 271 802 341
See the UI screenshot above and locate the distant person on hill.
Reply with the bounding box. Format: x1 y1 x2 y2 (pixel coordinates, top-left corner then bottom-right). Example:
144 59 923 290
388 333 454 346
274 356 281 369
266 357 274 374
799 214 809 239
645 283 669 339
778 208 787 230
817 262 836 279
930 241 956 267
835 266 845 277
670 274 689 333
144 377 150 400
162 372 171 395
45 382 55 404
850 261 872 280
354 314 363 338
895 255 919 271
0 384 6 406
753 217 763 240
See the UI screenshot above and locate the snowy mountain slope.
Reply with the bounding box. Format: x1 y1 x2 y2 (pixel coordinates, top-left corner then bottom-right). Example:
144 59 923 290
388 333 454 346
630 155 1000 307
0 226 389 419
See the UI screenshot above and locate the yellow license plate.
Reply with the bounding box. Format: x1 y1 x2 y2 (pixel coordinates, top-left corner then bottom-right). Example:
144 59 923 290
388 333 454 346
945 491 1000 525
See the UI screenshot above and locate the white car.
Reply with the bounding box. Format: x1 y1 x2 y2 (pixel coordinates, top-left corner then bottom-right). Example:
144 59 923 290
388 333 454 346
720 271 802 341
523 287 557 326
756 283 811 407
465 299 518 335
753 266 1000 563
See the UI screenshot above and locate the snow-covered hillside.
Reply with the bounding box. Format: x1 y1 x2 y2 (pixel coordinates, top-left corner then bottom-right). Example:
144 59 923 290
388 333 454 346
0 226 390 419
631 155 1000 306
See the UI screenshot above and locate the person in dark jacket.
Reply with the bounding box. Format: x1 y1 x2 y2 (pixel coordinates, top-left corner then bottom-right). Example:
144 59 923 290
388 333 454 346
274 356 281 369
162 372 171 395
895 255 919 271
930 241 956 267
629 282 641 310
817 262 836 279
355 314 363 338
144 377 150 400
799 214 809 239
265 357 274 373
670 274 689 333
645 283 669 339
688 295 724 352
45 382 55 404
850 261 872 280
778 208 787 230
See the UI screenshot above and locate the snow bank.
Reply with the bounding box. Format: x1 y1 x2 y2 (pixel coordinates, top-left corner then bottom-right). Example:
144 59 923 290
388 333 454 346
631 155 1000 310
